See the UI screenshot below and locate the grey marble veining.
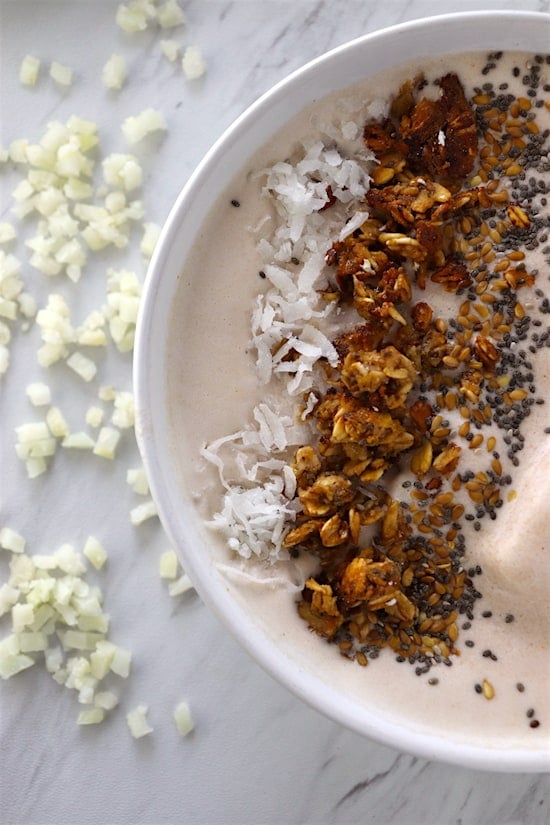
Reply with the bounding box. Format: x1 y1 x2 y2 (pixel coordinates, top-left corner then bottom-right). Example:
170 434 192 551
1 1 550 824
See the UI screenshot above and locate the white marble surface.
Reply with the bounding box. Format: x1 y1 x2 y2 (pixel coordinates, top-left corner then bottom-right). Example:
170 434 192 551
1 2 550 824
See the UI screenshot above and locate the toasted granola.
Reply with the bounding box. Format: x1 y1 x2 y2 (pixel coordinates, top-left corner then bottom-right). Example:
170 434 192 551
283 69 535 669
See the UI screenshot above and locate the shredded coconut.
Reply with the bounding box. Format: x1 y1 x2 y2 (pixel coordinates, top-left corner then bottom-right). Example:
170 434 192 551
202 408 312 562
204 127 374 566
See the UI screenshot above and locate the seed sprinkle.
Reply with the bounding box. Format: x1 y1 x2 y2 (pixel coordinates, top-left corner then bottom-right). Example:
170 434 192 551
281 53 548 727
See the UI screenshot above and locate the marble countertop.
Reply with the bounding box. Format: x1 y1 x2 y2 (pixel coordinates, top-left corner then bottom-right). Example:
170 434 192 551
1 2 549 824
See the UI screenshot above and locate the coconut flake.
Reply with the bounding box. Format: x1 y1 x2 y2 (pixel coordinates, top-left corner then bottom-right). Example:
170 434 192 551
338 209 370 241
204 127 373 565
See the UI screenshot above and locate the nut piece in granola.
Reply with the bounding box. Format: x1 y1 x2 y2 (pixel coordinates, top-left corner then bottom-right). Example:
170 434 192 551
340 345 416 409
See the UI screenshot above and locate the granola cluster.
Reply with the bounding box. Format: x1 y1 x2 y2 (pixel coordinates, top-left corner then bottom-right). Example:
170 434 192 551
284 73 506 666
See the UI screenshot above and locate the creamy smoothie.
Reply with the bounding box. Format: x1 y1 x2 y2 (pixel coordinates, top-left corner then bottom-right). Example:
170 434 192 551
168 50 550 753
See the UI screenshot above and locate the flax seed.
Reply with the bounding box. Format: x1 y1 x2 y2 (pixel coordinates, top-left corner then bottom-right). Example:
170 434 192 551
444 391 457 411
509 388 528 401
475 302 491 318
482 679 495 700
451 504 465 520
489 190 509 204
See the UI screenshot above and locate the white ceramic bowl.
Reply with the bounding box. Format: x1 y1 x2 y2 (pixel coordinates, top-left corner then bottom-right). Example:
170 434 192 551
135 11 550 772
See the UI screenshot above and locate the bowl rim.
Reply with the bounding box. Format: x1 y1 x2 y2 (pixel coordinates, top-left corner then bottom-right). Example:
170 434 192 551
135 9 550 773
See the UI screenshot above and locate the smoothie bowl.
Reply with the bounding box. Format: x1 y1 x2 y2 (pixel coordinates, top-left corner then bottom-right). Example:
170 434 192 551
134 12 550 771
